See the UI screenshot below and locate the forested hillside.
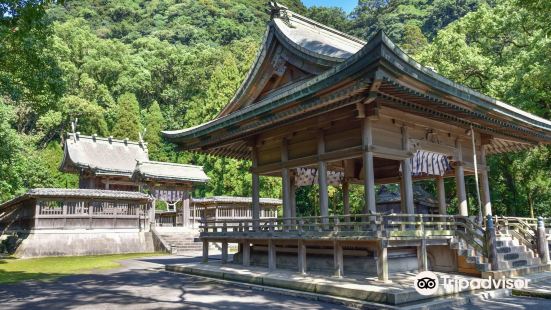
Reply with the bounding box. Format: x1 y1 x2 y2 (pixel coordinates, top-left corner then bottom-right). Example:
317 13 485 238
1 0 550 217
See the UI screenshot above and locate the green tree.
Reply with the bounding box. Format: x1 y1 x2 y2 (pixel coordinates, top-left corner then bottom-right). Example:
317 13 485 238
111 93 141 140
419 0 551 216
143 100 164 160
304 6 351 33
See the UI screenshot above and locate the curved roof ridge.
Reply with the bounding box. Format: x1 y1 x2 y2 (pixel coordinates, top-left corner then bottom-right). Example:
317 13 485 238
285 8 365 46
379 34 551 130
138 160 205 169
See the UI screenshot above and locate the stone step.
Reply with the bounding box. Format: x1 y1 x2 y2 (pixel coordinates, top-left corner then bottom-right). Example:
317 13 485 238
496 239 520 247
482 263 551 279
475 262 492 272
499 250 535 261
496 245 527 254
498 257 542 269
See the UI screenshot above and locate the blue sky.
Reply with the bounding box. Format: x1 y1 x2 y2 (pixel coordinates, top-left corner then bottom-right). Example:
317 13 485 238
302 0 357 14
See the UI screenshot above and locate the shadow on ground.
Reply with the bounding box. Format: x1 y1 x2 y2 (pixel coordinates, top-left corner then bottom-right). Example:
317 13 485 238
0 255 342 310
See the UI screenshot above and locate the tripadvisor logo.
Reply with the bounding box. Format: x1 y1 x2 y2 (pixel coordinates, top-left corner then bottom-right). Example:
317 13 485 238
414 271 531 296
414 271 439 296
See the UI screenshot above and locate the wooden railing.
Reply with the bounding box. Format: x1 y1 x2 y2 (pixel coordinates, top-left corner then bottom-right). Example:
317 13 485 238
35 198 149 230
494 216 538 253
204 214 479 242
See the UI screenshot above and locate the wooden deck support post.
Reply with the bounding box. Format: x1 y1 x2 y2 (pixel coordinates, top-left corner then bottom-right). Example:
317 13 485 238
455 140 468 216
221 241 228 264
298 239 306 274
268 239 276 271
202 240 209 263
333 241 344 278
417 239 428 272
437 176 447 215
401 126 414 215
376 240 389 282
242 240 251 266
362 118 376 214
281 138 291 228
318 132 329 223
251 146 260 230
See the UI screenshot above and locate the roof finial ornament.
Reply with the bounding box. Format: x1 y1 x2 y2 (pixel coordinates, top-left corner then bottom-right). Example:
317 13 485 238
139 128 147 148
268 2 290 25
71 118 78 142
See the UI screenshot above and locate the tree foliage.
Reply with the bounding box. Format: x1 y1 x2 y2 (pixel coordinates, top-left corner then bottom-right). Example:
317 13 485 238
0 0 550 219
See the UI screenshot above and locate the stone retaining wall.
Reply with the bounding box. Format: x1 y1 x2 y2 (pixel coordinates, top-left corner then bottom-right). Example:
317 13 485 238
13 229 155 258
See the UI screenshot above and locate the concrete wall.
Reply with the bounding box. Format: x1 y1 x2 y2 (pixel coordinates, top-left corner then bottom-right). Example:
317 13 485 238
13 229 155 258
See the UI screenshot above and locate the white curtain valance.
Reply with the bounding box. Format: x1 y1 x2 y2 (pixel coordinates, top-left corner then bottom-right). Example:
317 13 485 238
401 150 452 176
294 167 344 187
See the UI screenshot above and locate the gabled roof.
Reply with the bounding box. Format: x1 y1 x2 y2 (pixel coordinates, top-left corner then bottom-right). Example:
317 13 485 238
163 3 551 157
60 133 149 177
60 134 209 184
133 161 209 183
216 3 365 118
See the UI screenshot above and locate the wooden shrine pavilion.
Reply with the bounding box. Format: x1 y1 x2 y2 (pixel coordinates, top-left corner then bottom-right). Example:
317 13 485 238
163 3 551 280
60 132 209 228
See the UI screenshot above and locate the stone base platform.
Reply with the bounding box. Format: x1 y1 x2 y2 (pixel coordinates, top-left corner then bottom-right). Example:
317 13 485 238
11 229 156 258
165 262 483 305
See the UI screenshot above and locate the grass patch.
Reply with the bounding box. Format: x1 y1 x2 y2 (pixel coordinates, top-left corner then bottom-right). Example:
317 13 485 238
0 252 164 285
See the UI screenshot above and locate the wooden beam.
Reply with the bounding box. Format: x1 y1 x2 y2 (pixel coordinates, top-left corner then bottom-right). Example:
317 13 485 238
252 144 414 176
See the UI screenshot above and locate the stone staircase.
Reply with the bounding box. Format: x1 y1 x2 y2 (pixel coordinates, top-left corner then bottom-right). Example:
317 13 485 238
495 236 541 269
451 234 549 277
450 237 491 273
155 229 203 255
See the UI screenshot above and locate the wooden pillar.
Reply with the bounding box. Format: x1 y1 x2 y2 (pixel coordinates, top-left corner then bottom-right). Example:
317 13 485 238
251 146 260 230
455 140 468 216
298 239 306 274
242 240 251 266
268 239 276 271
333 241 344 278
376 240 389 282
417 239 428 272
281 139 291 227
182 191 190 228
401 126 414 214
362 118 376 214
290 181 297 219
318 132 329 222
202 240 209 263
342 181 350 221
480 147 492 216
437 176 447 215
221 241 228 264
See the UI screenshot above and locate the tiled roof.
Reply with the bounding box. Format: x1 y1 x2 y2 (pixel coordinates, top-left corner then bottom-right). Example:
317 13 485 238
0 188 151 209
60 133 148 177
133 161 209 183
